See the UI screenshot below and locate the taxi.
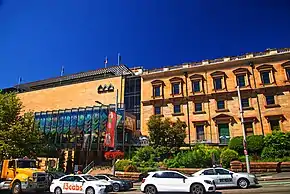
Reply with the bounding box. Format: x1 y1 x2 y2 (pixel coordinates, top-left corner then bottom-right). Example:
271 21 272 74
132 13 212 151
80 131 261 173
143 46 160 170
50 174 112 194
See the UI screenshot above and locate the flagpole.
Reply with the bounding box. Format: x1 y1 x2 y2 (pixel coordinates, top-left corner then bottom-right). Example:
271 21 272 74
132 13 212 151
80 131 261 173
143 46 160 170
117 53 121 66
112 89 118 176
104 56 108 68
17 77 22 92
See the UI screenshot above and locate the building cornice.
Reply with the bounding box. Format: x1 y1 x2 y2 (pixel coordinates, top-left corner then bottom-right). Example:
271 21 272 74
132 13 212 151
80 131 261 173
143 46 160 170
142 48 290 79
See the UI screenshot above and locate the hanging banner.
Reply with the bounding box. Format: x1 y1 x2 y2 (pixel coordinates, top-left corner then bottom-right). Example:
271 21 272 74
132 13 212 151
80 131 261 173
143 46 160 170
104 110 117 148
84 107 93 134
99 108 108 132
92 106 100 132
70 109 78 134
63 110 71 134
51 111 58 135
77 109 85 134
34 113 41 130
40 112 46 133
57 111 64 134
45 112 52 134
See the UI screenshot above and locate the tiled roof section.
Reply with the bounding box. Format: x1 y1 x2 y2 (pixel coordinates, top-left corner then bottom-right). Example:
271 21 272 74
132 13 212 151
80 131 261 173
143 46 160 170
16 65 134 91
143 48 290 75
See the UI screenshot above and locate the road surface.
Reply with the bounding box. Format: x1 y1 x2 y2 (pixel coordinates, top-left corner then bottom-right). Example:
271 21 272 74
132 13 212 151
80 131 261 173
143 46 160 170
112 180 290 194
21 180 290 194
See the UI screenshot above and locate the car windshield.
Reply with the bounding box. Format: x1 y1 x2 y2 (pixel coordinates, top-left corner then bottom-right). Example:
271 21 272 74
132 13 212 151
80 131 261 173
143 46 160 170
17 160 36 168
82 175 98 181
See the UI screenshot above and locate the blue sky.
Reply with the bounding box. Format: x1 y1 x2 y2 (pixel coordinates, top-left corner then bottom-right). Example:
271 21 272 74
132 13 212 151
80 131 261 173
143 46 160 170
1 0 290 88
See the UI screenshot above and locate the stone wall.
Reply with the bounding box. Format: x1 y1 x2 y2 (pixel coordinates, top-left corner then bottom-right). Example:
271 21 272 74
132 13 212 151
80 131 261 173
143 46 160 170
230 161 290 173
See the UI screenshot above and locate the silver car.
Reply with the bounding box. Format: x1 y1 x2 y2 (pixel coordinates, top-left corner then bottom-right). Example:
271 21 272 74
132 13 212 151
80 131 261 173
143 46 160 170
192 168 258 189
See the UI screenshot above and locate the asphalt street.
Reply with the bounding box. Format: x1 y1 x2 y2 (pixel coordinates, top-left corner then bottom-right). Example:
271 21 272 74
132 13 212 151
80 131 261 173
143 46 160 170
110 180 290 194
17 180 290 194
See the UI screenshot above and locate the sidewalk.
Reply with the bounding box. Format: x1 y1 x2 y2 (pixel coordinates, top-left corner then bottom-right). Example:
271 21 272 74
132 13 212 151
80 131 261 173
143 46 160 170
257 172 290 181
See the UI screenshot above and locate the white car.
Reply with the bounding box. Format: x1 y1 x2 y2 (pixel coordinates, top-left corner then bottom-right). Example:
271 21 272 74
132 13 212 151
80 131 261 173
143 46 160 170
192 168 258 189
140 171 216 194
50 174 111 194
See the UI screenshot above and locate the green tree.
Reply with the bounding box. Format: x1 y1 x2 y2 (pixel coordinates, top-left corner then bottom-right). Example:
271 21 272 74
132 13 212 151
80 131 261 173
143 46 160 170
147 115 186 150
0 92 45 159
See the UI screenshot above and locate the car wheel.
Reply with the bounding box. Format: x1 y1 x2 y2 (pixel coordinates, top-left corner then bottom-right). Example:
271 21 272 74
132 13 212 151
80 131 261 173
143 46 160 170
238 178 249 189
145 185 157 194
12 181 22 194
86 187 95 194
54 187 62 194
190 183 205 194
113 183 120 192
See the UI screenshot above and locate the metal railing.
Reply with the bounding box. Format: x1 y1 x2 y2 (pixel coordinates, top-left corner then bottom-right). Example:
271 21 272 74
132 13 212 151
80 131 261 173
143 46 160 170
83 161 95 174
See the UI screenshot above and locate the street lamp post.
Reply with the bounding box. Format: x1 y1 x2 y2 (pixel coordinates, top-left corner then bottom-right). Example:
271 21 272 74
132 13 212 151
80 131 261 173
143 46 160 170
237 86 251 173
95 89 119 176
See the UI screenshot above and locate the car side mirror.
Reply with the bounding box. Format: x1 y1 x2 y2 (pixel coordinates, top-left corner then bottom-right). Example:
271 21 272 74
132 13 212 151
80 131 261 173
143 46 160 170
183 178 186 183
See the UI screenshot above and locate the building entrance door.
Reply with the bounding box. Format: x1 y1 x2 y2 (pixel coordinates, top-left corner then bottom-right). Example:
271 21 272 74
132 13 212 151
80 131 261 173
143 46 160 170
218 124 230 144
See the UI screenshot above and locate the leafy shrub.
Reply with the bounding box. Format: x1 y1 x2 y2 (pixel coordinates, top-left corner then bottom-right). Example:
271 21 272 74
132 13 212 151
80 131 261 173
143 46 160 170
220 149 239 168
262 131 290 159
132 146 155 163
228 136 243 155
137 167 158 174
124 164 138 172
165 145 221 168
115 160 132 171
247 135 264 156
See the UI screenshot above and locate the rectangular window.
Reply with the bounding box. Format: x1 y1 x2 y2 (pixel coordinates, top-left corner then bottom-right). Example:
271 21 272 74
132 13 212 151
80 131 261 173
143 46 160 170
154 86 161 97
172 83 180 95
154 106 161 115
173 104 181 113
286 68 290 80
237 75 246 87
217 100 225 110
244 122 254 136
241 98 250 108
195 103 203 112
266 96 275 105
261 71 271 84
196 125 205 141
270 120 280 131
192 81 201 92
214 77 222 90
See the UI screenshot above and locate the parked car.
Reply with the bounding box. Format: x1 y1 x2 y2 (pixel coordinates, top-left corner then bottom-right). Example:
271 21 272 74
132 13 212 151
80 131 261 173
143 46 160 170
50 174 111 194
95 174 133 192
140 170 216 194
192 167 258 189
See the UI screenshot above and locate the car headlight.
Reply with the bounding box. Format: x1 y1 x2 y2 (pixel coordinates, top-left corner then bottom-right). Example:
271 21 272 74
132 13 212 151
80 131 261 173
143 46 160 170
204 180 213 185
249 174 256 178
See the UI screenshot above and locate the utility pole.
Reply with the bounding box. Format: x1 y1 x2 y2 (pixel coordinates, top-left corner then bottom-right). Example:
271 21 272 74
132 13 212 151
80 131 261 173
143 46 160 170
237 86 251 173
112 89 118 176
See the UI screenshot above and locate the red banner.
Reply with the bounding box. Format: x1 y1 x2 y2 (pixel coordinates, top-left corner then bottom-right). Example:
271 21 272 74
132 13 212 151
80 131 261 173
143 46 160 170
104 110 117 148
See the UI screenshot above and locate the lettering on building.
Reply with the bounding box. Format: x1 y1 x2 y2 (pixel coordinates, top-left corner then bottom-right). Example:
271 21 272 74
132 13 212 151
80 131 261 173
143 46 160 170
97 84 114 93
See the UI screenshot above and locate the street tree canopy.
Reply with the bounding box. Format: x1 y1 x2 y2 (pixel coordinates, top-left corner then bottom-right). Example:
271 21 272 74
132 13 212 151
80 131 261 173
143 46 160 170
147 115 187 150
0 92 45 159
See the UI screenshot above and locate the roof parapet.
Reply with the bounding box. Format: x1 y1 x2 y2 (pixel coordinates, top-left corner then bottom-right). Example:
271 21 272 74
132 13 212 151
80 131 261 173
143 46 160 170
143 48 290 75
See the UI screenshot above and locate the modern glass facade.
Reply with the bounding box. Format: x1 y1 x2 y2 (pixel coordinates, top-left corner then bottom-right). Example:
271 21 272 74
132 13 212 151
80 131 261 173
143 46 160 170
34 105 125 152
124 76 141 130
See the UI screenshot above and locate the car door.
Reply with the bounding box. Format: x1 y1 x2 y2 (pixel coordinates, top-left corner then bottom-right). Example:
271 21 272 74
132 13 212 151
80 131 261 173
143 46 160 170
215 168 235 187
73 176 85 193
202 169 218 182
170 172 190 192
150 172 174 192
59 176 75 193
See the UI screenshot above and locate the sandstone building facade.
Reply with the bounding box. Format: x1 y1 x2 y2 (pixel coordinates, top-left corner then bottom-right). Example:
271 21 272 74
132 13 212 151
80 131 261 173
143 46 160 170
141 48 290 145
